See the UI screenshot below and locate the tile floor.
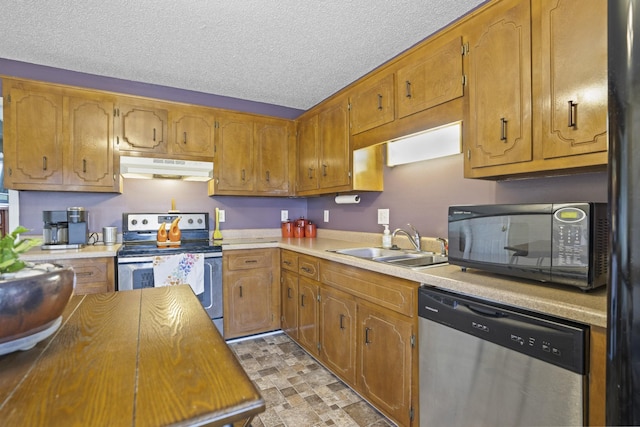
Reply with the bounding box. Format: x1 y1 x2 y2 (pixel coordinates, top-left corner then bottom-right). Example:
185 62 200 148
229 332 395 427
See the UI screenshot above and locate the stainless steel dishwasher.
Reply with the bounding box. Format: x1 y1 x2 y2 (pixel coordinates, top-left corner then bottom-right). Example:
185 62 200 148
418 286 588 427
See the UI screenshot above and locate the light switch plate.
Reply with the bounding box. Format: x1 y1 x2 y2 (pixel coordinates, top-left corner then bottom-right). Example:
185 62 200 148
281 210 289 221
324 210 329 222
377 209 389 225
218 210 226 222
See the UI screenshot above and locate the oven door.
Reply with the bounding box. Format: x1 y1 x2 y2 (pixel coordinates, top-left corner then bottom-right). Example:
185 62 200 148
117 254 223 330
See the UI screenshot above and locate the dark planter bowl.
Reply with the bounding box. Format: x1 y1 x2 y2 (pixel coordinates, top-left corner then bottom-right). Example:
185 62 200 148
0 266 75 344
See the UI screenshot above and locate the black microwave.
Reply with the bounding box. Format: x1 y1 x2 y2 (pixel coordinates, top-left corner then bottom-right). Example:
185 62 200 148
448 203 609 291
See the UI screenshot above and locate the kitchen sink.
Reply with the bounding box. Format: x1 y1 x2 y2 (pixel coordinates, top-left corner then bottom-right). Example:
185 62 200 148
329 247 448 269
331 247 408 259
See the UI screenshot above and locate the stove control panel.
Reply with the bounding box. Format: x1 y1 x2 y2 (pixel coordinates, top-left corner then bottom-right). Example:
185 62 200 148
125 213 208 232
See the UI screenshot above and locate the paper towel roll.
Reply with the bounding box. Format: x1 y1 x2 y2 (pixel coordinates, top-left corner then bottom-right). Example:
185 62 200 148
335 195 360 204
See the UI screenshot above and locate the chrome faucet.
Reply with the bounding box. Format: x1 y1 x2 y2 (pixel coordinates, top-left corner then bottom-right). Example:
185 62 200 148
436 237 448 256
392 223 421 251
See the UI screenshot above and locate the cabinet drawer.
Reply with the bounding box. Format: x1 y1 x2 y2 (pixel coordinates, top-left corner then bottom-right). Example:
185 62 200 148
225 249 273 271
49 257 114 295
298 255 320 280
281 250 299 272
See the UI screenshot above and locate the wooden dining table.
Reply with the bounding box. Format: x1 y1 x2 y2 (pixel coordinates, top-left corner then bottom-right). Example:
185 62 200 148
0 285 265 426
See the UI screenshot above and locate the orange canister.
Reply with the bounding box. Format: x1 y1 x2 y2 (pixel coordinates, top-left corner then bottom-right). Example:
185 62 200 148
305 222 317 238
293 225 305 238
281 221 294 238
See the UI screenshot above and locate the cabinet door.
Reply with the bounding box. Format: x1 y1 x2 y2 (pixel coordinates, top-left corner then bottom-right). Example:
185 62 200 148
66 96 116 189
296 114 319 193
318 98 351 190
224 268 275 338
281 270 299 340
4 87 64 186
539 0 608 159
350 73 395 134
255 118 290 194
320 286 357 384
466 0 532 168
298 276 319 355
397 36 464 118
358 303 413 427
216 114 255 192
117 103 168 153
170 108 215 157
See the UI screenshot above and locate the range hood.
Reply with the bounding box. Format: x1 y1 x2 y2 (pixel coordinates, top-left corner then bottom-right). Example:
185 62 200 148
119 156 213 181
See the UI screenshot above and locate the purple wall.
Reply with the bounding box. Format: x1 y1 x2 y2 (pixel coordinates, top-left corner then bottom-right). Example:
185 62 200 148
307 154 608 238
20 180 307 234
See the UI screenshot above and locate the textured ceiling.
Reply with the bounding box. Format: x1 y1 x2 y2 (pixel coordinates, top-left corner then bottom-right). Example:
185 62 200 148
1 0 485 110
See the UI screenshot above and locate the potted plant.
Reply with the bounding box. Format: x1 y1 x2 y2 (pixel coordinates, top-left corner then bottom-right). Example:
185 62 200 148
0 226 75 355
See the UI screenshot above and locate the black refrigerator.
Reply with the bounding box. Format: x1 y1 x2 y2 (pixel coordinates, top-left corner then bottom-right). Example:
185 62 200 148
608 1 640 424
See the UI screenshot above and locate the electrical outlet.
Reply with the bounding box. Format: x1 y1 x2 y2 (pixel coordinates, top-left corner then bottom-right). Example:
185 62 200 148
281 210 289 221
218 210 226 222
377 209 389 225
324 210 330 223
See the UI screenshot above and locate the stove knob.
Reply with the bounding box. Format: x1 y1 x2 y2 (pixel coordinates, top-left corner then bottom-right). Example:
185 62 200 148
142 219 148 225
198 218 203 224
188 218 194 224
131 219 138 225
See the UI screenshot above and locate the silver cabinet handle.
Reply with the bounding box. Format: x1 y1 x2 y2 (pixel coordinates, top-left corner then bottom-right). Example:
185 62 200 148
241 169 246 181
301 294 305 307
339 314 345 330
307 168 313 179
183 131 187 144
287 287 293 299
322 164 328 177
365 327 372 344
377 94 383 110
153 128 156 142
405 81 412 98
239 285 243 298
42 156 47 171
568 100 577 128
83 159 87 173
266 171 270 182
500 118 508 142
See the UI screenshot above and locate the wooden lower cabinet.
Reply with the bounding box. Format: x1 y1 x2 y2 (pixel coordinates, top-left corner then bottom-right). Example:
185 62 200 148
280 270 299 340
358 301 413 426
32 257 115 295
297 276 320 356
223 249 280 339
319 286 357 385
589 326 606 426
280 250 417 426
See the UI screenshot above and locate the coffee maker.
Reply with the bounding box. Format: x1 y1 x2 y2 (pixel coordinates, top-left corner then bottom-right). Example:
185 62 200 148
42 207 88 249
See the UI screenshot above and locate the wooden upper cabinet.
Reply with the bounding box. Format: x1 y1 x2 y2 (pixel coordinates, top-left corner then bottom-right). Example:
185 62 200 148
350 73 395 134
216 112 254 192
211 113 292 196
116 102 168 154
396 36 464 119
169 107 215 158
2 79 120 192
466 0 533 170
255 117 291 195
539 0 607 159
65 96 115 188
3 86 64 187
318 95 351 190
296 114 319 193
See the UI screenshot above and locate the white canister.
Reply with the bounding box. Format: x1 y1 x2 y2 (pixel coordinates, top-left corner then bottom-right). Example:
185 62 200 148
103 227 118 245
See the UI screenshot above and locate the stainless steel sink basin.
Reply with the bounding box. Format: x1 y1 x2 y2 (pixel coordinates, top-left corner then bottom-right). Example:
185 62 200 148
377 254 448 268
329 247 448 269
331 247 407 259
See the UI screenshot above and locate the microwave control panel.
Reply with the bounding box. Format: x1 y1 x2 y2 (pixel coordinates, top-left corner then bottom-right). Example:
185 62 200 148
553 207 588 267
